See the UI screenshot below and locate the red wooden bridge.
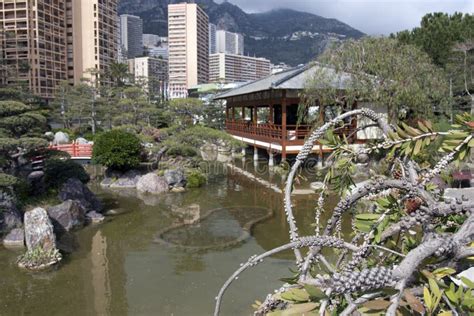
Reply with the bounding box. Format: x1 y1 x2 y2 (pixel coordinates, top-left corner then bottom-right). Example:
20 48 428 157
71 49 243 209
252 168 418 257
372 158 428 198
49 142 93 159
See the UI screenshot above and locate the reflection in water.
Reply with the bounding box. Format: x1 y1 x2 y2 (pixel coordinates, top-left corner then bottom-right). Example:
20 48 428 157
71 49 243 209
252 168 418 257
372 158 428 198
171 203 201 225
91 230 111 316
171 251 206 275
158 206 272 251
0 163 340 316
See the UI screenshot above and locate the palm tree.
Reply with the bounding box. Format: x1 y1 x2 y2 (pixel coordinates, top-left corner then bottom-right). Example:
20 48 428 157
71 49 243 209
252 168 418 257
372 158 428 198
108 62 130 87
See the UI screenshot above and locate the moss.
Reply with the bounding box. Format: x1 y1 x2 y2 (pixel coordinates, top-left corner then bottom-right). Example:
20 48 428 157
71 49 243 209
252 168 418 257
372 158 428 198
17 247 62 271
186 169 207 188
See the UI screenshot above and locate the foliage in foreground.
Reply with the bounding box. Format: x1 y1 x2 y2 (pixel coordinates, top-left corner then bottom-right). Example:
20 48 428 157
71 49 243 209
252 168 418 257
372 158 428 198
92 130 143 171
214 109 474 316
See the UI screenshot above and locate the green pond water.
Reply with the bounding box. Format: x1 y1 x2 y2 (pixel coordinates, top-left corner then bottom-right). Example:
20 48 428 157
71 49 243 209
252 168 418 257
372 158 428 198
0 161 342 316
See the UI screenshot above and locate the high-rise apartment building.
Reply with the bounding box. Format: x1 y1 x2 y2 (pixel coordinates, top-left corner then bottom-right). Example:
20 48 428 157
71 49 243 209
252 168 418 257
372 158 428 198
209 23 217 54
128 56 168 98
0 30 5 87
209 53 271 83
67 0 119 85
120 14 143 59
0 0 68 99
168 3 209 99
0 0 119 98
216 30 244 55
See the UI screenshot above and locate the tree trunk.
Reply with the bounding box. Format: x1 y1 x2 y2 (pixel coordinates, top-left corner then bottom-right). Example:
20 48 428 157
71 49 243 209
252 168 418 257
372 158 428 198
91 89 97 135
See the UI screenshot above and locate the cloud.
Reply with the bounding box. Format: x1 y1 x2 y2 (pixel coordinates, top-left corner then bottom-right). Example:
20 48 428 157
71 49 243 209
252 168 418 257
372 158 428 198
216 0 473 35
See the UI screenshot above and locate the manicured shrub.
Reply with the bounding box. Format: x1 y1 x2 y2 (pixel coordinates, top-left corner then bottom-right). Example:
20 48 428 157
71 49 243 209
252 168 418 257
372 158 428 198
0 173 29 203
44 159 90 188
166 144 198 157
92 130 142 171
186 169 207 188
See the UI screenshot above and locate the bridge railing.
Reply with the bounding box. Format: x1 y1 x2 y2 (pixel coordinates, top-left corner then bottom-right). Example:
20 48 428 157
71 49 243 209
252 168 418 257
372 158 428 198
49 142 93 158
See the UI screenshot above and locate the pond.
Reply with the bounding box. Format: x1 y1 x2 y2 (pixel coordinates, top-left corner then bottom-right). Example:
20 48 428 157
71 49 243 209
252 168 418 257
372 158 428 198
0 161 341 316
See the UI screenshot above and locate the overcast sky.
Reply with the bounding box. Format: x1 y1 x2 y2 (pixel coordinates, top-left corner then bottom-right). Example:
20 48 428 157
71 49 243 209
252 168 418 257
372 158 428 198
216 0 473 35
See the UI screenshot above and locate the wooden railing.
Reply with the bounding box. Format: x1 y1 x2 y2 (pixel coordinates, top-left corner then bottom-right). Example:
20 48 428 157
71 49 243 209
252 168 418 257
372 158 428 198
226 120 359 144
49 142 93 158
226 121 313 143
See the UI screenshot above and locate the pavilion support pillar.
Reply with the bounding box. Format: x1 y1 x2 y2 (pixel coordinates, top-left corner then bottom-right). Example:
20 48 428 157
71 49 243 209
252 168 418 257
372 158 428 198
253 146 259 161
241 107 245 120
269 104 274 123
318 153 324 169
253 106 257 124
281 91 287 161
268 152 275 167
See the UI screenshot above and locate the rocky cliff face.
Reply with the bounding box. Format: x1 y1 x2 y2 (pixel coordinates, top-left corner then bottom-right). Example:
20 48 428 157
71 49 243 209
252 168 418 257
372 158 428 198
118 0 364 66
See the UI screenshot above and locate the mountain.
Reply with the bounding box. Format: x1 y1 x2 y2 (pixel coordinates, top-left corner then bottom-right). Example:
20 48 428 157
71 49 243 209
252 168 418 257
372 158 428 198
118 0 365 66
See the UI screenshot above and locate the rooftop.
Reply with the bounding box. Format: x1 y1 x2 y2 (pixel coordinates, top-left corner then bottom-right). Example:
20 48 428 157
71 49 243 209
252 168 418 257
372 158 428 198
215 63 353 99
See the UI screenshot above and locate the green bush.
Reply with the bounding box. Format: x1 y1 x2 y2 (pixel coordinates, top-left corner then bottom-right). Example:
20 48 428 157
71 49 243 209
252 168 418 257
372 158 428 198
92 130 142 171
186 169 207 188
44 159 90 189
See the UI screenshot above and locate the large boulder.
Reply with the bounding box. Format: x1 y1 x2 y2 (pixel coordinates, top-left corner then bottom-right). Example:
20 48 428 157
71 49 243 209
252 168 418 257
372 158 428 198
164 169 187 188
53 132 69 145
19 208 61 270
137 173 169 194
109 170 142 189
47 200 86 233
0 191 22 235
75 137 89 145
24 208 56 252
58 178 102 213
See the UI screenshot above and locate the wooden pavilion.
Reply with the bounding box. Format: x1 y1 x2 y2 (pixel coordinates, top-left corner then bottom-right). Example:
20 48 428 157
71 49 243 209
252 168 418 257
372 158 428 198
216 65 374 161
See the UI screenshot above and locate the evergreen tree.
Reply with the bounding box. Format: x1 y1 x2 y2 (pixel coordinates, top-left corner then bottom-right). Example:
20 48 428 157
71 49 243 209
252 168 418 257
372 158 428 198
393 12 473 67
0 101 48 187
